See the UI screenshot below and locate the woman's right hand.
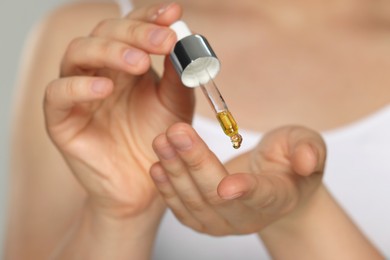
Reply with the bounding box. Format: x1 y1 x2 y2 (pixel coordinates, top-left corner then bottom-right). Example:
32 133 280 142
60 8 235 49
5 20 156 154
43 3 194 219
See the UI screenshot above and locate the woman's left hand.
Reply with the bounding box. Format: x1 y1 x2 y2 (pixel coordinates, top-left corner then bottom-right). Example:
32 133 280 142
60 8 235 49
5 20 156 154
149 122 326 236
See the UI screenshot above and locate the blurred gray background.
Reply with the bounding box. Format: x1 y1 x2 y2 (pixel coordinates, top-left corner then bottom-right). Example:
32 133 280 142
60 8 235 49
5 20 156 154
0 0 70 253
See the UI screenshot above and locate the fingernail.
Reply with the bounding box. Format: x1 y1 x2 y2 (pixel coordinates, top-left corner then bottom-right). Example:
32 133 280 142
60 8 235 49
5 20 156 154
151 167 169 183
149 28 172 46
150 2 174 21
157 144 177 160
91 80 108 94
170 133 193 151
123 49 147 66
221 192 244 200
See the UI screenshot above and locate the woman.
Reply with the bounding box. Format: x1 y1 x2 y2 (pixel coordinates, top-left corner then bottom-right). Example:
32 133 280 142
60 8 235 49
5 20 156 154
6 0 388 259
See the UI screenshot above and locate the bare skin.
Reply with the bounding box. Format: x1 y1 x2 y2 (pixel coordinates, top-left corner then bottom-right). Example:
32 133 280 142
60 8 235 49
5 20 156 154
6 0 390 259
150 123 382 260
141 0 390 132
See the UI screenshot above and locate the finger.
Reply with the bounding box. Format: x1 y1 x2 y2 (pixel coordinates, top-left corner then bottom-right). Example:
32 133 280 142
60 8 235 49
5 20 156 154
152 132 228 234
166 123 229 201
285 126 326 176
164 123 253 232
149 162 205 232
61 37 150 76
291 142 323 176
90 19 177 54
252 126 326 177
153 133 207 211
218 173 275 204
44 77 113 126
218 172 293 214
125 2 182 25
157 57 194 122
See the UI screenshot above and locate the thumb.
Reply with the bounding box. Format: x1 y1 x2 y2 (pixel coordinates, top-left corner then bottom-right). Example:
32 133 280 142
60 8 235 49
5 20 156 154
218 172 300 214
218 173 276 207
157 56 195 122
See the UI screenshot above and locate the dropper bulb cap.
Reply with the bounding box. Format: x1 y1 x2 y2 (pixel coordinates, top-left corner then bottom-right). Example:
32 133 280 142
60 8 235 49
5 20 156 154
169 20 220 88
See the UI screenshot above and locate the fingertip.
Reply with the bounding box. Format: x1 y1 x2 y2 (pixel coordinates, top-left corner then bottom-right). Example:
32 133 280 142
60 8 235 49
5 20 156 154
44 77 114 127
150 162 170 184
152 2 183 25
292 143 318 176
158 28 178 53
166 122 196 151
167 122 197 143
90 78 114 96
167 122 194 134
217 174 252 200
152 132 167 151
218 188 244 200
152 133 177 161
122 49 151 75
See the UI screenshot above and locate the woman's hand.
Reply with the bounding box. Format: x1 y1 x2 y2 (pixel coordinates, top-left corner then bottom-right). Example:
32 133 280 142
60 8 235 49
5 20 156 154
43 3 194 218
150 123 326 236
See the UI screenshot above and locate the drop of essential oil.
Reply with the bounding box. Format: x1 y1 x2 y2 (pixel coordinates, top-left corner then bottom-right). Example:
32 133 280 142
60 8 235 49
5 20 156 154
230 133 243 149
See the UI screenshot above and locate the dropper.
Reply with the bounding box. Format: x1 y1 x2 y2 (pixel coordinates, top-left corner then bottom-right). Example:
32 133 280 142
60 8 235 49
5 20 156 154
169 21 242 149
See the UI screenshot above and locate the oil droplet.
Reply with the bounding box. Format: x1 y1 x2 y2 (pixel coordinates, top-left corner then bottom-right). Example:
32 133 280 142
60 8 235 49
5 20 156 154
230 133 243 149
217 111 243 149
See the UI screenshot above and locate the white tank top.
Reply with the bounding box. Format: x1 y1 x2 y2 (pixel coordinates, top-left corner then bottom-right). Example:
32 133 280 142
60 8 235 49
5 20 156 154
116 2 389 258
115 0 133 16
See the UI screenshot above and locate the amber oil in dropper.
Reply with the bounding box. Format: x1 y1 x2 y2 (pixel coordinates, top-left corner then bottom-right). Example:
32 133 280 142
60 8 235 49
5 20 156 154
216 111 243 149
199 74 243 149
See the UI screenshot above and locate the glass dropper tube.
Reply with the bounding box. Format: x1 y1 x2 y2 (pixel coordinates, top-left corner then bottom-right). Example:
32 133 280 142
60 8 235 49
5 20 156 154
200 72 243 149
168 20 242 149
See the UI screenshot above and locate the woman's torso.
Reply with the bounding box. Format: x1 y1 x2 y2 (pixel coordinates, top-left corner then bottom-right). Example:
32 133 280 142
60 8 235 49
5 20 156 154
94 1 390 258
